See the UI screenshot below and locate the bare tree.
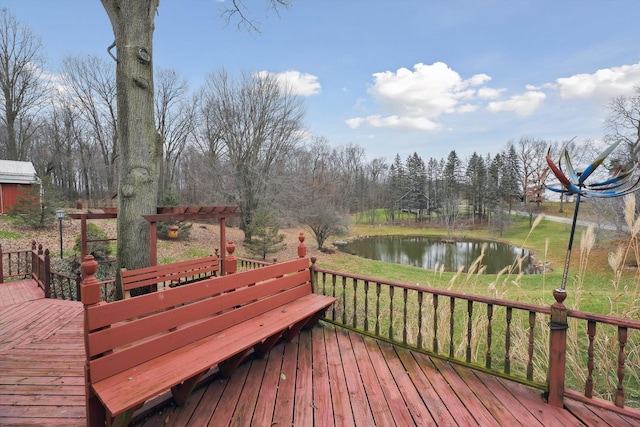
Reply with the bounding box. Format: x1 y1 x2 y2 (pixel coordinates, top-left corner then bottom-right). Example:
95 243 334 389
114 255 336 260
99 0 291 299
198 69 305 238
605 86 640 168
155 68 196 200
0 9 47 161
60 55 118 198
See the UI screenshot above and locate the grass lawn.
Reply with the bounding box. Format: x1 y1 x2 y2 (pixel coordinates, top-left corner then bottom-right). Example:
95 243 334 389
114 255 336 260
317 212 638 317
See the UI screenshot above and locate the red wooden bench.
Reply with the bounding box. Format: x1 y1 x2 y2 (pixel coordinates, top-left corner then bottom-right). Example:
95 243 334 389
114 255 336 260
80 256 336 427
120 254 220 298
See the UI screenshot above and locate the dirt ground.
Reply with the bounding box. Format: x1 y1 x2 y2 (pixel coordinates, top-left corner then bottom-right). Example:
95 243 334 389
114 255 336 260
0 216 324 264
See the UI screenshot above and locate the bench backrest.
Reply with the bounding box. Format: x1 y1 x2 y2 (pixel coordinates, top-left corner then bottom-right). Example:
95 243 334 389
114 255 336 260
120 255 219 297
84 257 311 383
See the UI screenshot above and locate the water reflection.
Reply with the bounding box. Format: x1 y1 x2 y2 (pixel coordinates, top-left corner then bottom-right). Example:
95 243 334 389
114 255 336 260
339 235 534 274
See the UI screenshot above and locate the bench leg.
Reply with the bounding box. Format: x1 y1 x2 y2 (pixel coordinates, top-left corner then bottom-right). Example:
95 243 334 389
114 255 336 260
86 365 107 427
302 309 329 330
86 387 106 427
254 332 283 358
283 310 325 342
219 349 250 378
107 408 136 427
171 369 209 406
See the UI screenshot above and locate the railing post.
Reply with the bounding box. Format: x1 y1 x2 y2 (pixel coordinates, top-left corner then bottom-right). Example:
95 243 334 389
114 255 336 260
81 255 106 424
225 241 237 275
43 249 51 298
547 288 568 408
298 233 306 258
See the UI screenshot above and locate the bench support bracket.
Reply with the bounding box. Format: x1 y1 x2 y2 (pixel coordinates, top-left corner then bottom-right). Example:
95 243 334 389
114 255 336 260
172 369 209 406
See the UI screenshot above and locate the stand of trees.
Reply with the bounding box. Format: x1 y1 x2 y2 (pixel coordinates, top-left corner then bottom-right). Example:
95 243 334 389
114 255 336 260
2 7 640 258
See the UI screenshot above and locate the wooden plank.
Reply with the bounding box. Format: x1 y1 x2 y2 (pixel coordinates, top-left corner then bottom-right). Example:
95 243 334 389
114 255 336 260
449 362 538 426
228 353 268 427
346 331 396 426
310 326 334 426
204 357 252 424
361 334 416 426
0 279 43 307
378 343 436 425
335 330 376 425
430 357 500 425
293 330 314 426
174 376 226 426
323 326 356 426
0 416 84 427
394 347 458 425
272 334 299 425
565 400 637 427
252 340 285 424
121 256 219 291
162 383 208 426
499 376 590 426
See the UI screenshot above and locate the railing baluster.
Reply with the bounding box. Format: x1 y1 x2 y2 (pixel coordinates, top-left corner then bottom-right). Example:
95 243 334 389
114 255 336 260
417 291 423 349
331 274 337 321
586 320 596 398
403 288 408 345
322 271 326 296
433 294 439 353
449 297 455 358
527 311 535 381
375 282 381 336
466 300 473 363
352 278 358 328
364 280 370 332
505 307 512 374
389 286 394 340
342 276 347 324
486 304 493 369
615 326 627 407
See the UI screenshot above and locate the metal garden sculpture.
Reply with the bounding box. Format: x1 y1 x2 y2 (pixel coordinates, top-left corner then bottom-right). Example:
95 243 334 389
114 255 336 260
544 140 640 292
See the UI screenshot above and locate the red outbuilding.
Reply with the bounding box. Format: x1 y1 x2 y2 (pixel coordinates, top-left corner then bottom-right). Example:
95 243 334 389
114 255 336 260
0 160 41 214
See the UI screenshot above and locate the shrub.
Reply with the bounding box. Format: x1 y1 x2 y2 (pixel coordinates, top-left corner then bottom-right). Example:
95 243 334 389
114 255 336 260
74 223 112 259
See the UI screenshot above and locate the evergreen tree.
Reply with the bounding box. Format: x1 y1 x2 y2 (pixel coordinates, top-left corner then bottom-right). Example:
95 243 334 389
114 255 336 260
244 206 287 261
465 152 487 223
502 144 522 213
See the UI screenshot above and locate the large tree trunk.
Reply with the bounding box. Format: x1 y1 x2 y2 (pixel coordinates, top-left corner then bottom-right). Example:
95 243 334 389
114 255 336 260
101 0 161 299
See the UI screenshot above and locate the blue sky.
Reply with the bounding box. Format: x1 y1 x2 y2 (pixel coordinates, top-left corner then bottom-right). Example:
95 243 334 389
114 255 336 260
2 0 640 163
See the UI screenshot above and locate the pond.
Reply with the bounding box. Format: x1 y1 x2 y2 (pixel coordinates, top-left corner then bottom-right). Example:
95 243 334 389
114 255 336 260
338 235 536 274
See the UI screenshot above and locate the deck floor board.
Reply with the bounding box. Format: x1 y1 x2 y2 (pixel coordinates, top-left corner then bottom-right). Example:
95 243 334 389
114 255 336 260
2 279 639 426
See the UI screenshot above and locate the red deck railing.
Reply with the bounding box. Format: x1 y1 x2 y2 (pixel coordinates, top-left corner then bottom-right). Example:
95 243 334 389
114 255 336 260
310 260 640 418
3 239 639 419
0 241 116 301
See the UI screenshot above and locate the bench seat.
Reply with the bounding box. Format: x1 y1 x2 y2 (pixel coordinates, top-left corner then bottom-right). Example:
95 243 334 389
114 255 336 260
92 292 333 417
81 256 336 427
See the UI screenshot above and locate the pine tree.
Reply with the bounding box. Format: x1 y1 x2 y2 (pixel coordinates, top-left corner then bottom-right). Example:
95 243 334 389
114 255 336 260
244 206 286 261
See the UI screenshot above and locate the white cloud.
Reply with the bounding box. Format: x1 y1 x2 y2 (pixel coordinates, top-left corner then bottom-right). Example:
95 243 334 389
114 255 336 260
477 87 504 99
556 62 640 102
486 91 546 116
347 62 496 131
257 70 321 96
358 115 440 131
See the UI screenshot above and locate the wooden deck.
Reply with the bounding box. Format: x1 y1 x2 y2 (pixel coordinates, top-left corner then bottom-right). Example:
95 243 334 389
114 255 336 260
1 279 639 426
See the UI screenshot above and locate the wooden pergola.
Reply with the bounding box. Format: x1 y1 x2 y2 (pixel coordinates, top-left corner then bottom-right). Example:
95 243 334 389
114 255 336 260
68 205 241 275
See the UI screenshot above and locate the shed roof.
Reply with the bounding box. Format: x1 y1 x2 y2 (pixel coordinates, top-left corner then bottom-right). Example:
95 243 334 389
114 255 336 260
0 160 40 184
